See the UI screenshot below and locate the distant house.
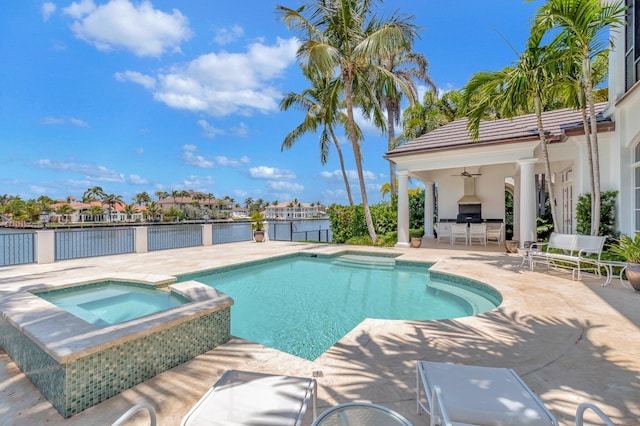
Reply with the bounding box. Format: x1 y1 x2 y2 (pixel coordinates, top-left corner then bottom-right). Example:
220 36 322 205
387 5 640 247
157 191 233 219
48 201 144 223
264 202 325 219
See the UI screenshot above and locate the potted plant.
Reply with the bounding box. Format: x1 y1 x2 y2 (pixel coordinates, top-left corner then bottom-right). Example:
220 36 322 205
250 212 266 243
609 232 640 291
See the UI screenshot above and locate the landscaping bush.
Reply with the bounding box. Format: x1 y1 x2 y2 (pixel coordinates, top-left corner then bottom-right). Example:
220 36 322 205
576 190 618 237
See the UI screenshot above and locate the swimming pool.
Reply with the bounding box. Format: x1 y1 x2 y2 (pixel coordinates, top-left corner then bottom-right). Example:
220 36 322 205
180 254 501 360
34 281 190 327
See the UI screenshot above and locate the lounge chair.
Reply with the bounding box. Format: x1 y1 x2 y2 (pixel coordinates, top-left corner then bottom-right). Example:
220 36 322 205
469 223 487 246
181 370 317 426
450 224 468 246
486 223 505 245
435 222 452 243
416 361 558 426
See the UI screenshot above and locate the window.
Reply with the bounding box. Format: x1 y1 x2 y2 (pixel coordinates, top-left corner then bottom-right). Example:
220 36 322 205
635 144 640 232
625 0 640 91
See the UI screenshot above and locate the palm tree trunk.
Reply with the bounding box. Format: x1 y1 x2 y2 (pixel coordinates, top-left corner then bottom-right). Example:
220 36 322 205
534 96 560 232
584 55 601 236
580 100 596 210
344 72 377 243
385 99 397 196
329 127 354 206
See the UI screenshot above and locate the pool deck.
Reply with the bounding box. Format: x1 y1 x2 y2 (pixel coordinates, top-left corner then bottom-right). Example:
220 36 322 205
0 240 638 425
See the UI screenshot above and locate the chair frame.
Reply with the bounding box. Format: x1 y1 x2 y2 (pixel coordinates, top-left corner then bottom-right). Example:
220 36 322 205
416 361 558 426
450 223 468 245
469 223 487 246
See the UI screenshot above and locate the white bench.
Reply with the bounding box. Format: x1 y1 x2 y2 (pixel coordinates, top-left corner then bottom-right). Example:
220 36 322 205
528 232 606 279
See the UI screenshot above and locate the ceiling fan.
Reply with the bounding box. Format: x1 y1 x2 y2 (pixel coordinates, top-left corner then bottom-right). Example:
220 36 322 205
452 167 482 178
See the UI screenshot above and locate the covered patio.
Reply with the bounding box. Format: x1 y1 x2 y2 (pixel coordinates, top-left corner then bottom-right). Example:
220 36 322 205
387 104 615 248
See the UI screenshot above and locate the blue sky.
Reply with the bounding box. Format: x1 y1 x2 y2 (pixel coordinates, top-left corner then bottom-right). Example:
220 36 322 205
0 0 541 206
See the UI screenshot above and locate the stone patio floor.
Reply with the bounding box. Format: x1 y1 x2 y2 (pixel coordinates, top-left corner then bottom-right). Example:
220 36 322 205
0 240 638 425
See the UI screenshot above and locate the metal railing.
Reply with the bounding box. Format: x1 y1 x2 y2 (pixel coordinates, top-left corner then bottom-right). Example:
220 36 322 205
0 230 36 266
212 221 252 244
55 228 135 261
148 224 202 251
270 220 332 243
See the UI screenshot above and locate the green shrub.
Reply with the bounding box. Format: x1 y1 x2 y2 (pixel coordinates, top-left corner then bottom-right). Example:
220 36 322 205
576 190 618 237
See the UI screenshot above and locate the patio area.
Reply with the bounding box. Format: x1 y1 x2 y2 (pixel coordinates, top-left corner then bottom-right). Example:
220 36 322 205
0 241 638 425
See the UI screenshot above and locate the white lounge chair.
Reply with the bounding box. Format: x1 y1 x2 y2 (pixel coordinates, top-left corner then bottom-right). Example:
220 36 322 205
435 222 452 243
450 224 468 246
486 223 505 245
416 361 558 426
469 223 487 246
181 370 317 426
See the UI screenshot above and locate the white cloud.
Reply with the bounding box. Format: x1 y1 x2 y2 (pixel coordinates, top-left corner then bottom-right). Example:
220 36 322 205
182 144 214 168
128 174 148 184
64 0 192 57
69 117 90 128
115 70 156 89
319 169 378 183
230 122 249 137
123 37 298 117
136 147 144 155
239 155 250 164
214 25 244 45
34 159 124 182
178 175 214 189
41 116 89 127
63 0 95 19
197 119 225 139
41 117 66 125
267 181 303 192
42 2 57 21
248 166 296 180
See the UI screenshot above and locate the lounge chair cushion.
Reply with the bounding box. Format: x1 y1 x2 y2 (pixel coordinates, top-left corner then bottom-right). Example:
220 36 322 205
181 370 316 426
419 361 555 426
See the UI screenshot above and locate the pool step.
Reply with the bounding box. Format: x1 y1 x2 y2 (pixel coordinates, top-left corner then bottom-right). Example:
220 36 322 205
427 281 496 314
332 254 396 270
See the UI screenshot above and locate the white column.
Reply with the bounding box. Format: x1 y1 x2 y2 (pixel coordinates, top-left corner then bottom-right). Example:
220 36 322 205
134 226 148 253
518 159 537 247
424 181 434 238
35 230 55 264
202 224 213 246
396 170 410 248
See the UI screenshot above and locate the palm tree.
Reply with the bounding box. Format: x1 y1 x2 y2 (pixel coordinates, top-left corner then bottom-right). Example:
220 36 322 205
380 182 391 200
534 0 626 235
373 49 434 196
134 192 151 206
463 31 562 231
87 205 104 222
83 186 104 203
56 203 75 223
280 66 356 205
145 201 161 222
123 204 136 222
101 193 123 222
277 0 421 243
155 191 169 201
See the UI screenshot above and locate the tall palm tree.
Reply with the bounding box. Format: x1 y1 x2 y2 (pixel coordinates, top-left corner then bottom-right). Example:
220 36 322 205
534 0 626 235
463 31 562 231
83 186 105 203
277 0 421 243
373 49 434 196
155 191 169 201
56 203 75 223
134 191 151 206
280 66 356 205
101 193 123 222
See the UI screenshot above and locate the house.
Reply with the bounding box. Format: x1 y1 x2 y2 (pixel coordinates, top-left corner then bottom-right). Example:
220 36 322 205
386 4 640 247
264 202 325 219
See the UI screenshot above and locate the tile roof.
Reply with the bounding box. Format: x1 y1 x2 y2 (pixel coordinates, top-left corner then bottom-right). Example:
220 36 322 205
386 103 614 157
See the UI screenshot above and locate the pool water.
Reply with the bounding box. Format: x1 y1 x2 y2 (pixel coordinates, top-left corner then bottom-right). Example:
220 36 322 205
180 255 500 360
35 281 190 328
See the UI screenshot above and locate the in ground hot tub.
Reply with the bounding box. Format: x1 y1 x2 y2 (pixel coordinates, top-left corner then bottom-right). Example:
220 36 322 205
0 277 233 418
35 281 191 327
